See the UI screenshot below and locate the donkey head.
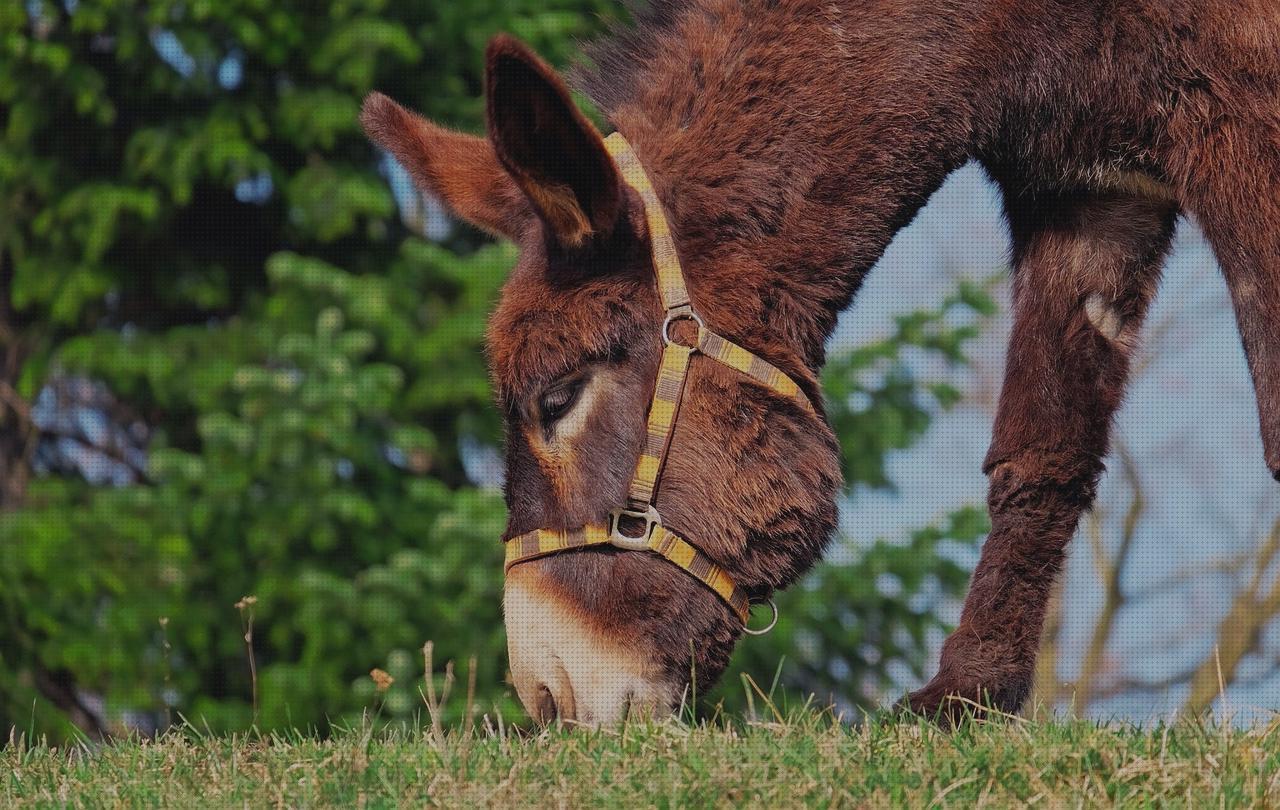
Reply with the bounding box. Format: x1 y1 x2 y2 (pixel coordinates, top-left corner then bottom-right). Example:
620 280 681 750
362 35 840 725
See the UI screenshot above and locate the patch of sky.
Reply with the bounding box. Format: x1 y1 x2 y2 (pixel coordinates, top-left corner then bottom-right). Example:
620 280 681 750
151 29 196 78
883 658 915 690
933 597 962 628
383 444 408 469
235 172 274 204
935 537 981 571
421 195 453 241
1085 683 1189 728
74 407 109 448
837 607 859 630
218 52 244 90
53 437 133 487
846 390 872 414
874 571 903 599
460 434 504 490
31 377 148 488
906 574 941 614
891 625 917 653
378 153 453 241
1234 652 1273 686
942 300 980 330
925 624 949 655
124 446 147 472
1260 614 1280 660
1222 673 1280 729
30 386 58 430
794 628 821 663
828 656 851 682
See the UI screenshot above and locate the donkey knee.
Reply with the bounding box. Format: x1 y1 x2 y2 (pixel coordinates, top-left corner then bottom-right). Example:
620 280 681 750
984 452 1104 534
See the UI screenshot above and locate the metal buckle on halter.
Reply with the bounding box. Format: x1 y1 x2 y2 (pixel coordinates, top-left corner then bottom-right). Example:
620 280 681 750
662 305 705 347
607 503 661 551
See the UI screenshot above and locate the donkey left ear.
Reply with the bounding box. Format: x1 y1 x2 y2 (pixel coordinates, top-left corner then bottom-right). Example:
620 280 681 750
485 34 623 248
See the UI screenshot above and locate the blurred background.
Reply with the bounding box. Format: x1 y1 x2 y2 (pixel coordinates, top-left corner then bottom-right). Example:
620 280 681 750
3 1 1277 742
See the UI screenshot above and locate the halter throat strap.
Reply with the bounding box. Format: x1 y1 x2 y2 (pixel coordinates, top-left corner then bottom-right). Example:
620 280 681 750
502 132 816 627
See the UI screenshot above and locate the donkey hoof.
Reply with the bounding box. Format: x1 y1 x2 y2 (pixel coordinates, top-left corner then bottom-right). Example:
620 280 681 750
898 681 981 727
898 674 1031 727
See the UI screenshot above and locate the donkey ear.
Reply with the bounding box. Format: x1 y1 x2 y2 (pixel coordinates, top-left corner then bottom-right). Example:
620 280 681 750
360 92 534 241
485 35 623 248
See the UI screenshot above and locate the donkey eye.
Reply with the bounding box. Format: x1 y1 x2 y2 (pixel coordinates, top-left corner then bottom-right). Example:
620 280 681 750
540 379 584 423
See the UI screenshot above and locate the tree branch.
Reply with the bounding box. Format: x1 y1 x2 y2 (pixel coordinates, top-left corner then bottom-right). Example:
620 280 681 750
32 664 110 741
1072 444 1144 711
0 360 36 511
0 244 14 343
1183 519 1280 716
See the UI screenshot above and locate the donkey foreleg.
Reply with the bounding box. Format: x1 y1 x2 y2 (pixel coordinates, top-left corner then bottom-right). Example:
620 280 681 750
905 189 1177 723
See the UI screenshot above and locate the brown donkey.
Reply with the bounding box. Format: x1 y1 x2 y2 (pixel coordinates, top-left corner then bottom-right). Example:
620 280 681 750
362 0 1280 724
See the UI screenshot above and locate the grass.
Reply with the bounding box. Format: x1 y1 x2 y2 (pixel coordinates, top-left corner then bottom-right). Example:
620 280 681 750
6 709 1280 808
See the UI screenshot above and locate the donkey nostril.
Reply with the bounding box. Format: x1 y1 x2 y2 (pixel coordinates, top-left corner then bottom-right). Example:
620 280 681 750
535 683 558 723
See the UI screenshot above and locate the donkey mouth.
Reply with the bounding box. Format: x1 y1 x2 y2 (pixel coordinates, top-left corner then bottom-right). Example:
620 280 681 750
503 566 675 726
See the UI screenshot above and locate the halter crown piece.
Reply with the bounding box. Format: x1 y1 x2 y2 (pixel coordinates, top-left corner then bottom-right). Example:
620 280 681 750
502 132 817 631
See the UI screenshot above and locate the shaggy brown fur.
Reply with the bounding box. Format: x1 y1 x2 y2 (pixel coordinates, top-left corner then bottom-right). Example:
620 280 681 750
363 0 1280 723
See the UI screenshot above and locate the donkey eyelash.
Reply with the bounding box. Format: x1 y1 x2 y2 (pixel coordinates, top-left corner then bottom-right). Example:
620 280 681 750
539 378 585 424
517 345 624 411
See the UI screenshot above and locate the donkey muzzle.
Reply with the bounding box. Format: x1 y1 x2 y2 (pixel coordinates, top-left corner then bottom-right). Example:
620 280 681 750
503 566 674 726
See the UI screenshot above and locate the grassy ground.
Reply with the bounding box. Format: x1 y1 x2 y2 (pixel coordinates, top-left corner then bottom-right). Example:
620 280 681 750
6 710 1280 808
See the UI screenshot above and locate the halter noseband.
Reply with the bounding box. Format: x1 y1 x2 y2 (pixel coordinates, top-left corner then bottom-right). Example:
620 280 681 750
502 132 817 629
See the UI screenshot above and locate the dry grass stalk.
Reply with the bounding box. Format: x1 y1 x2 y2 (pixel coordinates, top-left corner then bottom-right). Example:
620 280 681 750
158 616 173 731
421 641 455 743
234 596 258 725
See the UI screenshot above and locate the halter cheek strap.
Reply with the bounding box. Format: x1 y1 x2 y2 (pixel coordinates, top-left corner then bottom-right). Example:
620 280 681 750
502 132 816 628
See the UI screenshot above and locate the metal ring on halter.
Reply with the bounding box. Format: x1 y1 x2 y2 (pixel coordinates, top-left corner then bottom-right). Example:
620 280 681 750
662 307 705 346
742 598 779 636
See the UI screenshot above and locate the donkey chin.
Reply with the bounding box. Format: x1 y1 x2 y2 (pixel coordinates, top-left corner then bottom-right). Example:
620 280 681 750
504 565 677 726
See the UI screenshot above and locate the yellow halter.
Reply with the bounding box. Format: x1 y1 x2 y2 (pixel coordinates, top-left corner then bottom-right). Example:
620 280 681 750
502 132 816 629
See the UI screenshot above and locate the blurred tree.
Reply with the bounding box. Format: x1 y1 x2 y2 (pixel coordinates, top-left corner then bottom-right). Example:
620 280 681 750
1 0 995 740
0 0 614 738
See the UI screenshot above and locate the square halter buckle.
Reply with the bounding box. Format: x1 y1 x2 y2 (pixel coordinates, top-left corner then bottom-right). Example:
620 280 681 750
607 504 662 551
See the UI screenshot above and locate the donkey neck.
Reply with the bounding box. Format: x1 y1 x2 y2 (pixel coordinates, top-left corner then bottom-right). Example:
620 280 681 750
583 0 1000 370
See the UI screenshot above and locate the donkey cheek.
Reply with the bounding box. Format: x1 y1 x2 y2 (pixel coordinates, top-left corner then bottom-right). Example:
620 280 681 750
503 565 674 725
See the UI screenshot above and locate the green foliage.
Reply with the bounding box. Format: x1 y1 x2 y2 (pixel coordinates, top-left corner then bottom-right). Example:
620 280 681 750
4 241 521 733
822 280 996 489
0 0 615 738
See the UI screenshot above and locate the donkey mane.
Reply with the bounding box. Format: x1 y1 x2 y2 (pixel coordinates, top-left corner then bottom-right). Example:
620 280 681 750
577 0 850 350
573 0 690 112
570 0 990 374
